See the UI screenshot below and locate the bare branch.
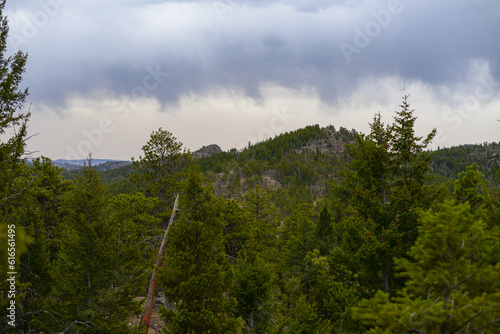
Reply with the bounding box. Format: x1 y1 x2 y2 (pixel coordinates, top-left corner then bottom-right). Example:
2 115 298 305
0 177 34 203
464 317 500 334
60 320 91 333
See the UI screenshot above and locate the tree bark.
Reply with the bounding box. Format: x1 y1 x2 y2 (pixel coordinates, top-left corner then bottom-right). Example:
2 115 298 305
141 194 179 333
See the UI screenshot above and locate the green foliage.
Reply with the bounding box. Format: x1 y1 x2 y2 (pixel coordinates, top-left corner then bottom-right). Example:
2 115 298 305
278 295 321 334
49 159 138 333
454 163 489 211
0 0 29 141
430 142 500 182
159 168 243 333
0 4 36 331
0 0 31 273
2 80 499 333
14 158 73 331
243 186 280 254
222 198 250 258
196 124 351 202
389 95 437 245
353 201 500 333
108 192 162 294
232 246 277 333
280 210 317 291
100 163 135 195
453 162 500 230
334 96 437 296
315 205 333 254
130 128 191 228
302 97 439 333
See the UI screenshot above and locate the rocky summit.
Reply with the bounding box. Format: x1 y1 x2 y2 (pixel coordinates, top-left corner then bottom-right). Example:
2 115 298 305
194 144 223 158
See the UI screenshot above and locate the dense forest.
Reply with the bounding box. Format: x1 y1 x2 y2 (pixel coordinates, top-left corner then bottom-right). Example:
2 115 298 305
2 2 500 333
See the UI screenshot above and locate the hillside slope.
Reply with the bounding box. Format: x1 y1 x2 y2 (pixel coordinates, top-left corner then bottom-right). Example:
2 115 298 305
62 124 500 197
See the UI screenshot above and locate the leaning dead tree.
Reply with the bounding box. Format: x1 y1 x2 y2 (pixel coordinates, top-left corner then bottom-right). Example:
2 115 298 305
140 193 180 332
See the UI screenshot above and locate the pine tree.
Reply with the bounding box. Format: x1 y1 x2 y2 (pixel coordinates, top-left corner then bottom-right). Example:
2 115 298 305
232 245 277 333
0 2 32 331
280 210 317 294
108 192 162 330
131 128 191 228
243 185 280 253
346 112 392 223
279 294 320 334
315 205 333 255
353 201 500 333
222 198 250 259
0 0 30 197
337 97 436 293
389 95 436 247
50 159 134 333
0 0 31 270
159 168 243 333
321 97 437 331
15 157 72 332
0 0 29 163
453 163 490 214
339 112 400 294
225 187 281 333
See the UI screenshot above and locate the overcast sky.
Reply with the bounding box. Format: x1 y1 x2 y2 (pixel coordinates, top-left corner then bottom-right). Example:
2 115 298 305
4 0 500 160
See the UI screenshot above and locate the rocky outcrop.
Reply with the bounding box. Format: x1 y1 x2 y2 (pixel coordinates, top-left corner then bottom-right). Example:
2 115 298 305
194 144 222 159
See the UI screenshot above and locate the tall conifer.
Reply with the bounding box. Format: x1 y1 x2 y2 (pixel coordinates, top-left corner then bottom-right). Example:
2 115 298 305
159 168 243 333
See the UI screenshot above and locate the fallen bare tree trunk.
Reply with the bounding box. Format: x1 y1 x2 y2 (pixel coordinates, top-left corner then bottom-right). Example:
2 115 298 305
140 193 179 333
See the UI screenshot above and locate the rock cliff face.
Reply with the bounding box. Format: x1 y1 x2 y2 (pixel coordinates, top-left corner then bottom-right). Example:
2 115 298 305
194 144 223 158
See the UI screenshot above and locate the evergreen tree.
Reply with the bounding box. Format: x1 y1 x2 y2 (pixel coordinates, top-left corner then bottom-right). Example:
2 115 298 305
232 245 277 333
346 112 392 224
131 128 191 228
325 215 373 332
278 294 321 334
336 97 436 293
108 192 162 330
0 0 29 170
337 113 396 295
0 1 32 331
389 95 436 247
109 192 162 267
353 201 500 333
159 168 243 333
274 207 334 333
16 157 72 332
453 163 490 215
227 187 281 333
280 210 317 294
50 159 134 333
222 198 250 259
315 205 333 255
319 97 437 331
243 185 280 253
0 0 31 270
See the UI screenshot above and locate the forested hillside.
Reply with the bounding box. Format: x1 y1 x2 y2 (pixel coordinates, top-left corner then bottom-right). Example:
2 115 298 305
3 96 500 333
1 1 500 332
430 143 500 182
92 123 500 207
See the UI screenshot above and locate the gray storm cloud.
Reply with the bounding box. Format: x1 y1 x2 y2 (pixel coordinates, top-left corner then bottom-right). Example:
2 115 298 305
4 0 500 108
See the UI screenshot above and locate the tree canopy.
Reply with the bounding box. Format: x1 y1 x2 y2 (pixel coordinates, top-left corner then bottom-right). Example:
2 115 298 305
0 7 498 330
